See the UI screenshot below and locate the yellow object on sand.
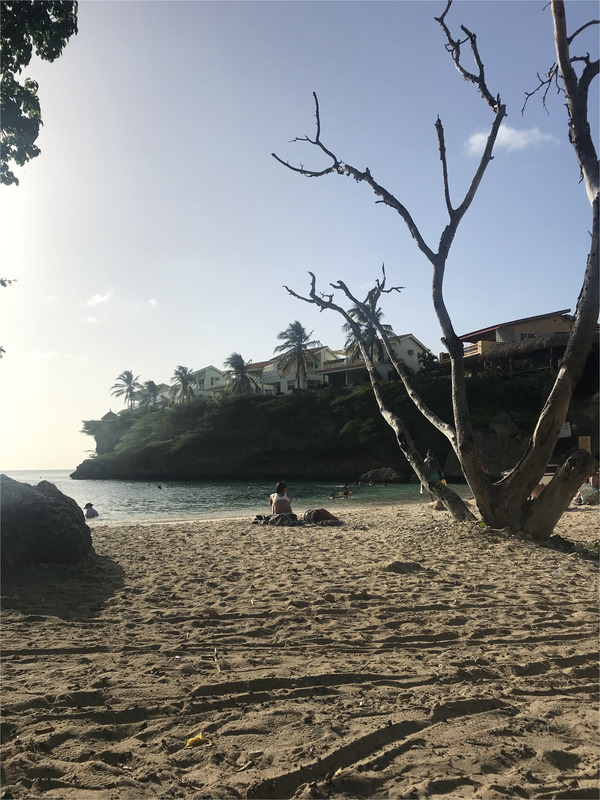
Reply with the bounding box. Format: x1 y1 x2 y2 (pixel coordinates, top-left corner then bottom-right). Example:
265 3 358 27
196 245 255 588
185 733 212 748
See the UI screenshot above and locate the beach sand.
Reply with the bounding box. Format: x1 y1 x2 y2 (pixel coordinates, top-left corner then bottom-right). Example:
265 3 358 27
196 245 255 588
1 502 598 799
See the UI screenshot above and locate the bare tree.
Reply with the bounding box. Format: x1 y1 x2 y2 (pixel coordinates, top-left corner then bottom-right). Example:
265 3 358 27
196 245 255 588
274 0 598 539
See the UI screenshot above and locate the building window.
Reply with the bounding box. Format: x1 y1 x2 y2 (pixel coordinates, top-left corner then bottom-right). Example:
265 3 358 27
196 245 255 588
520 333 536 340
287 380 296 391
407 349 414 355
497 326 515 343
197 379 205 390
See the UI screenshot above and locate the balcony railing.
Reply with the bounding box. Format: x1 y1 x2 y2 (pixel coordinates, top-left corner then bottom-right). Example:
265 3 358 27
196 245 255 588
439 340 495 364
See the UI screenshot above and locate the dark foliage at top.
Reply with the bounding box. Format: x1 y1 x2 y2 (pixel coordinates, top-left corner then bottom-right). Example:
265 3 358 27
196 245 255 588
1 1 78 185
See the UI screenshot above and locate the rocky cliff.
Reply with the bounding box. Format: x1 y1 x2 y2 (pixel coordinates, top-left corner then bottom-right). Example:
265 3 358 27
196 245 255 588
72 379 598 484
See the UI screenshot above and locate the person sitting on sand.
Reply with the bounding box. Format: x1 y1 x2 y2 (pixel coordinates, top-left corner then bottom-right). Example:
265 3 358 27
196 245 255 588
270 481 292 515
84 502 99 518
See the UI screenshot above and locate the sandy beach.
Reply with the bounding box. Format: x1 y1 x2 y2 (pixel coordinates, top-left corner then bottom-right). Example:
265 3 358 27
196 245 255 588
1 502 598 799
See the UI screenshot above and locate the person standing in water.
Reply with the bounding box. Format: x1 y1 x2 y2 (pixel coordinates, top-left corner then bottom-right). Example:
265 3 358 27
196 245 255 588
424 450 445 501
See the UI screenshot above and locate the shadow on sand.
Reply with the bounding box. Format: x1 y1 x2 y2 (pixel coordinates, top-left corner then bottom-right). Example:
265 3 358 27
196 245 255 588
1 554 124 621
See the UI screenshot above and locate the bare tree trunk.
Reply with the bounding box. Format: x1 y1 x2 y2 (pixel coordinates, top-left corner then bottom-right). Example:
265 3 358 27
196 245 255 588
274 0 598 538
523 449 598 539
487 1 600 536
285 273 476 522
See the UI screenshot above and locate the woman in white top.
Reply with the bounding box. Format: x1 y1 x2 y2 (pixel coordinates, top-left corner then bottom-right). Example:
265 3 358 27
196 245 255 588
270 481 292 514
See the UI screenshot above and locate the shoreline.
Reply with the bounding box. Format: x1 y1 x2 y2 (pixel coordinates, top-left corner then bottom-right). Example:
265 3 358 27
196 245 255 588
2 503 598 799
86 496 598 540
5 469 458 525
87 497 434 527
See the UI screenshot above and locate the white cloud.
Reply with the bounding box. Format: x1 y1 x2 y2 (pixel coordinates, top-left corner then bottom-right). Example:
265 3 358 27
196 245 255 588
466 124 559 156
148 298 158 307
86 289 113 306
84 316 98 323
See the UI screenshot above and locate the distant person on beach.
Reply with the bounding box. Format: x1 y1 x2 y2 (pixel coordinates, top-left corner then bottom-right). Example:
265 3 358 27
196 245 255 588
84 503 99 518
424 450 445 501
574 470 600 505
270 481 292 514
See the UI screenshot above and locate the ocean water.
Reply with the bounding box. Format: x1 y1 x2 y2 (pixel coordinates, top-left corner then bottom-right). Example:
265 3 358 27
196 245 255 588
0 469 469 524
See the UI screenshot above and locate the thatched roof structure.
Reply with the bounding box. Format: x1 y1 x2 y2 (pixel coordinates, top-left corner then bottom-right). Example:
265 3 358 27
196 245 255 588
456 330 599 400
462 330 598 362
481 331 571 361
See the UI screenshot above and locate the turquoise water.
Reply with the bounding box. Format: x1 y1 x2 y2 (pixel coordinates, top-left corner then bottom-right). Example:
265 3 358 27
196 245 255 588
2 470 468 523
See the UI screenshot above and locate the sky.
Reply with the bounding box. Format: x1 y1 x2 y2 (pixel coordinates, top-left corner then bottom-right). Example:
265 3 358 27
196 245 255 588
1 0 597 470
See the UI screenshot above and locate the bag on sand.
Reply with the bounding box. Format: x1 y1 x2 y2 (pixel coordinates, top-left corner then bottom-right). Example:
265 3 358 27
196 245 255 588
577 483 599 505
303 508 340 524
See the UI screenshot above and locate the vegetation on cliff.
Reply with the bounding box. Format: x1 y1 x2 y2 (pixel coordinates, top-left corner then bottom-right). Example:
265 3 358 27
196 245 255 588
74 372 561 482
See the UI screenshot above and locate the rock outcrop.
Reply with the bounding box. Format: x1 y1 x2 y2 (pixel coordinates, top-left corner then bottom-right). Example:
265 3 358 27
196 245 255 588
488 412 520 438
1 475 95 564
358 467 405 484
443 411 528 481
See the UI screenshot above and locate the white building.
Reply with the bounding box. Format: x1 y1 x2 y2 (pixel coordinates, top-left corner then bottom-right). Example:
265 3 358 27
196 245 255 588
191 366 228 398
246 346 341 394
315 334 432 387
182 335 433 400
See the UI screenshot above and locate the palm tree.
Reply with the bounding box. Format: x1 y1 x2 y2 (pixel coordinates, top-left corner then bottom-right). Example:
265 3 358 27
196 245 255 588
170 365 195 404
274 321 321 390
139 380 160 410
223 352 260 395
342 305 394 364
111 370 142 410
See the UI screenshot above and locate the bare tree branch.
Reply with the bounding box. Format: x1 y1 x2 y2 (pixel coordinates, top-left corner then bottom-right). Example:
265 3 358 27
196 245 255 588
333 273 460 453
522 13 599 124
435 118 454 215
521 65 560 115
273 0 508 512
271 92 344 178
552 0 598 202
568 19 599 45
434 3 501 112
283 272 474 520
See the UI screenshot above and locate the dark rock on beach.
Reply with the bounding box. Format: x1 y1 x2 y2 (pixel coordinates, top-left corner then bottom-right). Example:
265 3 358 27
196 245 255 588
358 467 405 484
0 474 95 565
